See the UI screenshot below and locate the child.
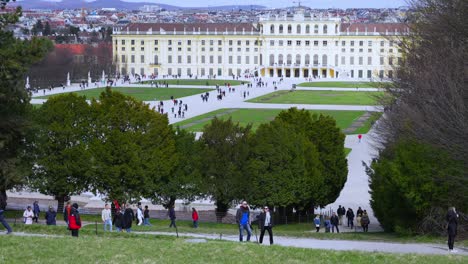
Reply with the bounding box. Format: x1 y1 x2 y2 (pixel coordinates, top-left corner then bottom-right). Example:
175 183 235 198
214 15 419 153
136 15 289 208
143 205 151 226
324 216 331 233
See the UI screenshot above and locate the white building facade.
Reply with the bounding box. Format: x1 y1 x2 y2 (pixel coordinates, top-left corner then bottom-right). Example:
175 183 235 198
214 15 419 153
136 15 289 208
112 13 407 79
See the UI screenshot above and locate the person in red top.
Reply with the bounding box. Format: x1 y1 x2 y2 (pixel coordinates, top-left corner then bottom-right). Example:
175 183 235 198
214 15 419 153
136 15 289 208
358 134 363 143
192 207 199 228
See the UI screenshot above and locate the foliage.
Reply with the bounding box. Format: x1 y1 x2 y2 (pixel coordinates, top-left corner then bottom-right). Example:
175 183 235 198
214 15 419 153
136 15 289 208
366 140 466 233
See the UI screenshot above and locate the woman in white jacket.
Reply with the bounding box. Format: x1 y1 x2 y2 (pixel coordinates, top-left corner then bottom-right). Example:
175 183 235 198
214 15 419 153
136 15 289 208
137 205 143 226
23 206 34 225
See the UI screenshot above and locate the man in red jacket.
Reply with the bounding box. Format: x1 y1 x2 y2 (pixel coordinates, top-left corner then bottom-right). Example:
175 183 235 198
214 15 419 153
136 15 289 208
192 208 199 228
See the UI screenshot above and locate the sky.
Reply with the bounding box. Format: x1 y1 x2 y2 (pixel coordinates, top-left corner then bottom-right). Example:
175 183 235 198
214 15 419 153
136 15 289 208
71 0 409 9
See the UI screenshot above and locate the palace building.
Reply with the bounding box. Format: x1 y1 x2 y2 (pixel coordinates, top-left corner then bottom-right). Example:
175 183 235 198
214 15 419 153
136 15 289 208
112 12 408 79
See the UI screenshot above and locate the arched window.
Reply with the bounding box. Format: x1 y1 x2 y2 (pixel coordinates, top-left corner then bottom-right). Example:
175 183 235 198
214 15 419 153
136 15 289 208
305 54 310 65
296 25 301 34
279 24 284 34
269 54 275 65
313 54 319 65
287 24 292 34
270 25 275 34
314 24 319 34
154 55 159 64
287 54 292 65
323 25 328 34
305 25 310 34
278 54 284 65
295 54 301 65
322 54 328 66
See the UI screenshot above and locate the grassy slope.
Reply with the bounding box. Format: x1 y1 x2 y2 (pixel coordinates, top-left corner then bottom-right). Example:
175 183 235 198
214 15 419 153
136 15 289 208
36 87 213 101
297 81 380 88
247 90 382 105
351 112 383 135
174 109 365 132
141 79 247 86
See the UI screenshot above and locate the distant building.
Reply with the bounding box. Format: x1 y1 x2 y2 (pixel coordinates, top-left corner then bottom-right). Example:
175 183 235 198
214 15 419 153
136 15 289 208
112 12 407 79
140 5 160 13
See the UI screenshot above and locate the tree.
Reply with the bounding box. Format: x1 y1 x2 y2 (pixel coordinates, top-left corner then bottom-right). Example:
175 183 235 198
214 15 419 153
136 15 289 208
199 118 251 222
30 94 93 213
89 88 177 204
42 21 51 36
0 6 52 209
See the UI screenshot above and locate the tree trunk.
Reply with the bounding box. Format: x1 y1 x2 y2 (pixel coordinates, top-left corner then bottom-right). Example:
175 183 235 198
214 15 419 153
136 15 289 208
215 201 228 223
56 195 66 215
0 190 7 210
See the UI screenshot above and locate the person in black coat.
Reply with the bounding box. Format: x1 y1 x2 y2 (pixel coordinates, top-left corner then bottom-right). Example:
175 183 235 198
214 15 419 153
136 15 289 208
45 206 57 225
257 206 273 245
113 209 124 232
330 212 340 233
122 204 135 232
346 208 355 228
0 209 12 234
446 207 459 252
168 205 176 228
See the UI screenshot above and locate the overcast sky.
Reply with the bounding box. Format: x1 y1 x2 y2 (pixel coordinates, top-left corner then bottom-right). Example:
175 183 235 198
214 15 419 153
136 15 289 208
80 0 408 9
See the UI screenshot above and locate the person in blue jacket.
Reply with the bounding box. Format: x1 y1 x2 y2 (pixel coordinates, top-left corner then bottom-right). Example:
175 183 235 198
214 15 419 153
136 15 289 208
314 215 321 232
0 209 12 234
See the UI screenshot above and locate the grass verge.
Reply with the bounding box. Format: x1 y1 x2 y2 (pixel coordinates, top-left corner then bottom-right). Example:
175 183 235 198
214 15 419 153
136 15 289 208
141 79 247 86
297 81 381 88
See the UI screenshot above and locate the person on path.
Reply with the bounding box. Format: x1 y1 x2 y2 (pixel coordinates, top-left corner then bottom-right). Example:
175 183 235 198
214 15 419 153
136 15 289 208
143 205 151 226
330 212 340 233
192 208 199 228
446 207 459 253
63 202 71 224
0 209 13 234
235 201 252 242
314 215 321 232
346 208 355 229
324 217 331 233
68 203 82 237
168 205 177 228
136 204 143 226
337 205 345 225
113 209 124 232
32 201 40 223
45 206 57 225
357 207 363 217
23 206 34 225
258 206 274 244
102 204 112 232
122 204 135 232
361 211 370 232
358 134 362 143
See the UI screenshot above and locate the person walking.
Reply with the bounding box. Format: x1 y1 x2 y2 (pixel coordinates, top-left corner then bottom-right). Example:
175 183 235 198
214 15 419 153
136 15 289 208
123 204 134 232
113 209 124 232
23 206 34 225
361 211 370 232
258 206 274 245
314 215 321 232
235 201 252 242
192 208 199 228
0 208 13 234
63 202 71 224
45 206 57 225
143 205 151 226
337 205 345 225
346 208 355 229
168 205 177 228
32 201 40 223
358 134 362 143
68 203 82 237
136 204 144 226
330 212 340 233
446 207 459 253
102 204 112 232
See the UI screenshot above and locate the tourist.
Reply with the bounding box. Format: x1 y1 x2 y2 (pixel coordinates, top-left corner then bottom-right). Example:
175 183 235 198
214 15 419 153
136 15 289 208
32 201 40 223
337 205 345 225
258 206 274 245
346 208 355 229
45 206 57 225
358 134 362 143
63 202 71 224
314 215 321 232
192 208 199 228
113 209 124 232
330 212 340 233
143 205 151 226
324 216 331 233
168 205 177 228
361 211 370 232
0 208 13 234
136 204 143 226
235 201 252 242
357 207 363 217
68 203 82 237
23 206 34 225
123 204 134 232
446 207 459 253
102 204 112 232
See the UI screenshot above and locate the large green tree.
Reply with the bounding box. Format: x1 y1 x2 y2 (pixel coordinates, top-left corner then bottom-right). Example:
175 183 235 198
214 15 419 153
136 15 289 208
30 94 93 213
0 6 52 209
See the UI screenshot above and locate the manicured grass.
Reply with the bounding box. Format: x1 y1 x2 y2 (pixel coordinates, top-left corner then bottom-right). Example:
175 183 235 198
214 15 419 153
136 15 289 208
351 112 383 135
247 90 382 105
297 81 381 88
345 148 352 156
141 79 247 86
35 87 213 101
174 108 365 132
2 235 466 264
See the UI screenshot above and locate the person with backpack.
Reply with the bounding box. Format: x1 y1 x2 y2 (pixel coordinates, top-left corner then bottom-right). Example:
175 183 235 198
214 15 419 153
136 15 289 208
68 203 82 237
192 208 199 228
330 212 340 233
361 211 370 232
45 206 57 225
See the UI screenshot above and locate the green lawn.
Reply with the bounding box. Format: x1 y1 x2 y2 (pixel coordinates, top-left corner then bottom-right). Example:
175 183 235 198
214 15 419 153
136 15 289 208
297 81 381 88
174 108 366 133
141 79 247 86
345 148 352 156
35 87 213 101
247 90 382 105
351 112 383 135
